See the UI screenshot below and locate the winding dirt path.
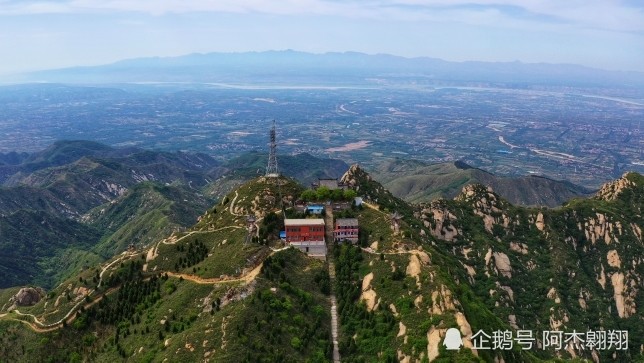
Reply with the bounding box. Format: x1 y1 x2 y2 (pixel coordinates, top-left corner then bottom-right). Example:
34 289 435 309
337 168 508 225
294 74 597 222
99 252 137 287
7 287 117 333
1 212 271 335
229 191 244 217
362 201 386 214
361 247 425 256
166 255 267 285
148 226 244 262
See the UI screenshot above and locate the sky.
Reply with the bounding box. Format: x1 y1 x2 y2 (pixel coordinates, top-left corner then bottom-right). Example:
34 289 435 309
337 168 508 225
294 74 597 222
0 0 643 74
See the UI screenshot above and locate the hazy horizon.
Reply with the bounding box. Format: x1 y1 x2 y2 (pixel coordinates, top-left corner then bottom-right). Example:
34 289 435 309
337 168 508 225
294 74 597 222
8 49 644 77
0 0 643 75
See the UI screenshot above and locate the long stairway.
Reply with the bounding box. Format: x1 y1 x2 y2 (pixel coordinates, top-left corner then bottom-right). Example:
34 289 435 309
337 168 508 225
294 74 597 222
325 205 341 363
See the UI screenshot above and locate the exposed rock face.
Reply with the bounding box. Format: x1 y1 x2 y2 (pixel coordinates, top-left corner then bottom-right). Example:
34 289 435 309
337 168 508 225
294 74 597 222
340 164 370 188
597 264 607 289
632 223 642 242
611 273 626 318
361 272 373 292
397 321 407 338
610 272 637 318
397 350 410 363
361 272 377 311
508 314 519 330
581 213 620 245
414 295 423 308
547 287 561 304
535 212 545 231
10 287 45 307
422 202 459 241
406 254 422 288
509 242 528 255
430 285 456 315
594 173 636 201
607 250 621 268
389 303 399 317
493 252 512 278
456 184 511 236
417 250 431 264
427 327 446 362
407 172 644 362
455 312 477 355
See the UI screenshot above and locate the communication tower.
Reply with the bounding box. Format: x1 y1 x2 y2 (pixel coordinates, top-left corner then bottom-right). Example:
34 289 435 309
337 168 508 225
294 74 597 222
266 120 279 177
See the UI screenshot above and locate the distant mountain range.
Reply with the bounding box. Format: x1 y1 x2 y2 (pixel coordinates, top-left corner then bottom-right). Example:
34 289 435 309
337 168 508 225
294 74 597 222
373 159 593 207
7 50 644 94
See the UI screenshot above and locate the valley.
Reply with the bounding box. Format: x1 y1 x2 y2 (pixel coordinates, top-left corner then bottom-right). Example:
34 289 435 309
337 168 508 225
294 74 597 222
0 82 642 189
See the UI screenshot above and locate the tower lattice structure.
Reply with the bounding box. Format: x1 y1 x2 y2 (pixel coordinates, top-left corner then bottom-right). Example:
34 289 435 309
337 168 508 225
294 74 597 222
265 120 279 177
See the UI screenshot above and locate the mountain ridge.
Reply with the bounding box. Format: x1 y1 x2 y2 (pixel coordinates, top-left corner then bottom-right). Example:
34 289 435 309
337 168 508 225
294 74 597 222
0 141 350 289
0 167 641 362
374 159 593 207
10 51 644 94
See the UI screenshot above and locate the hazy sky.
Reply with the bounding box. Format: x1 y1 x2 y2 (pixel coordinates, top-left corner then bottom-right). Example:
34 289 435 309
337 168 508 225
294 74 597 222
1 0 643 74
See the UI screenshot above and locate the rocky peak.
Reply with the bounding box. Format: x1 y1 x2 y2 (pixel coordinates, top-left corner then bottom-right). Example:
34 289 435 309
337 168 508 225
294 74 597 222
594 172 639 201
455 184 504 210
455 184 512 235
340 164 371 187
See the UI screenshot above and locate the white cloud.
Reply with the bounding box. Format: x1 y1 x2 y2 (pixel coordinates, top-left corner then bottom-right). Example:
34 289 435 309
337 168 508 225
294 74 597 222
384 0 644 32
0 0 642 33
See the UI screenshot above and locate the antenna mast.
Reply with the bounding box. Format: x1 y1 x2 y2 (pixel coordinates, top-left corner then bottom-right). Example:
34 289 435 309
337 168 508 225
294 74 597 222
266 120 279 177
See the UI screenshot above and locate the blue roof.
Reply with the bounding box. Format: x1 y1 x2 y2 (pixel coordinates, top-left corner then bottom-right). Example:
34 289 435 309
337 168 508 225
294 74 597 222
307 205 324 210
279 231 286 238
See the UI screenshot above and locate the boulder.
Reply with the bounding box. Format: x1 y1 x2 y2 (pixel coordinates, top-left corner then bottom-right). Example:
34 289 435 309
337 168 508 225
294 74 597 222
11 287 45 307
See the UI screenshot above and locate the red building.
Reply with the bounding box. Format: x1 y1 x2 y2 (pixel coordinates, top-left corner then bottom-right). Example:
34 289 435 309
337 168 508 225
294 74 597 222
334 218 359 243
285 219 326 256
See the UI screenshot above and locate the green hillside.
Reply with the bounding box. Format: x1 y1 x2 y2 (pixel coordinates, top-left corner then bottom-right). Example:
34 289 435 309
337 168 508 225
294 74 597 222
0 141 350 290
224 151 349 186
0 165 641 362
0 176 329 362
0 210 102 289
0 141 223 289
88 182 215 258
374 159 592 207
0 181 214 290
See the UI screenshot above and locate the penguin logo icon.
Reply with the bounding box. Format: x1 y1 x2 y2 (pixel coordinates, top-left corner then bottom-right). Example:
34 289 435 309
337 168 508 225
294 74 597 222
443 328 463 350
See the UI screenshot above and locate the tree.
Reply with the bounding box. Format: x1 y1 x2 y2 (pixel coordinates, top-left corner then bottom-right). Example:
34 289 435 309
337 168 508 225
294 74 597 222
316 186 331 201
69 352 82 363
300 189 316 201
331 189 344 201
344 189 357 200
290 337 302 350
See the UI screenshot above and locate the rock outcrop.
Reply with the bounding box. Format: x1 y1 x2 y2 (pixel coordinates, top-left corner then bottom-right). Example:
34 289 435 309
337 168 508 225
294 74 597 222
10 287 45 307
493 252 512 278
420 201 460 241
594 173 637 201
361 272 378 311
